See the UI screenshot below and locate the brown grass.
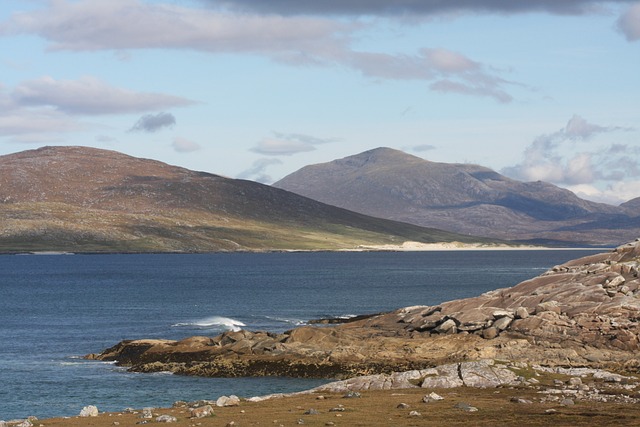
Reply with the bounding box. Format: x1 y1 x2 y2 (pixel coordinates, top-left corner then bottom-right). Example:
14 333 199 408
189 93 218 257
38 387 640 427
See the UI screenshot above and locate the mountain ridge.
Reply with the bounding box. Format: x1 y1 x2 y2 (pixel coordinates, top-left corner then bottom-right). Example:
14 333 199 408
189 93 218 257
274 147 637 246
0 146 497 253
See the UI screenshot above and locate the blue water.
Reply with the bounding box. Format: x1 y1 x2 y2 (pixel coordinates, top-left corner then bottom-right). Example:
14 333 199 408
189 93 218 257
0 250 599 420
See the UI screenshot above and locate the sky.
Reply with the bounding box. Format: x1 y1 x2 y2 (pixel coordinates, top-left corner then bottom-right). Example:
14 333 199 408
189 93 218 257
0 0 639 205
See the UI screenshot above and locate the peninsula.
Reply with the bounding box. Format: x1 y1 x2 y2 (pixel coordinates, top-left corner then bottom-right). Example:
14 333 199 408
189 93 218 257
90 239 640 379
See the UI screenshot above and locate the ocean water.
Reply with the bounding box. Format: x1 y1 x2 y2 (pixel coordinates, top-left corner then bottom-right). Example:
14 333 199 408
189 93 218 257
0 250 600 420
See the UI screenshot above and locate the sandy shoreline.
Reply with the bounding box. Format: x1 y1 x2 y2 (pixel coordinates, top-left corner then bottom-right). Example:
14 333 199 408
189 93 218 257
353 241 606 251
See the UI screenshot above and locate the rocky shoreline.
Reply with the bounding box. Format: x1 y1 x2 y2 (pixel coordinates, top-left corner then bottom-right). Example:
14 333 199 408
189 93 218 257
87 239 640 378
5 241 640 426
4 360 640 426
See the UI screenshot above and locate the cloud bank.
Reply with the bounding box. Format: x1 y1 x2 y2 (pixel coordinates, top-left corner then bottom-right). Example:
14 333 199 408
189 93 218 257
0 0 518 103
502 115 638 203
0 76 194 141
617 3 640 41
11 76 194 115
218 0 635 16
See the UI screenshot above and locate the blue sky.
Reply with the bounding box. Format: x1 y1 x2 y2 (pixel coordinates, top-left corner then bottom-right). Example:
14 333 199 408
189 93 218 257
0 0 638 204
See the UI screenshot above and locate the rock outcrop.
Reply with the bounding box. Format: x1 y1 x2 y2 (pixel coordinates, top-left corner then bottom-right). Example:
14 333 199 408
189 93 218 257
88 240 640 377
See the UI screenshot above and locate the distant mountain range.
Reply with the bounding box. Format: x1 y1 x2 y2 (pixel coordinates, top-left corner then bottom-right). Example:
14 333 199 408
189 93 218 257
0 146 495 253
274 147 639 246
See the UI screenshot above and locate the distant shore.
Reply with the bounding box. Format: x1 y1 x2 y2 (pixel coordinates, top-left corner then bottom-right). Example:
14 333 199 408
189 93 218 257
353 241 608 251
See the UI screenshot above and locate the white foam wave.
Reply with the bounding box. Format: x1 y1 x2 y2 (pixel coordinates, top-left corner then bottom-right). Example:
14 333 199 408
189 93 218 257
264 316 306 326
172 316 246 332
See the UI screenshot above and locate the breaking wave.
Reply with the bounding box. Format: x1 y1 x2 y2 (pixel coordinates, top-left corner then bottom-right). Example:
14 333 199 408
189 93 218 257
263 316 306 326
172 316 246 332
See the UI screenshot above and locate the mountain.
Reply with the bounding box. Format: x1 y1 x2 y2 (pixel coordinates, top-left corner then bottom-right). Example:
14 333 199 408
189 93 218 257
274 147 637 246
0 146 495 253
621 197 640 212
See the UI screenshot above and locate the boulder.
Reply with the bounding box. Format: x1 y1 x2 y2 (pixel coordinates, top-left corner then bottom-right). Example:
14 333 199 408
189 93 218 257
535 301 561 315
492 316 512 331
434 319 457 334
423 392 444 402
515 307 529 319
420 363 464 388
190 405 214 418
482 327 499 340
216 395 240 407
459 360 518 388
79 405 99 417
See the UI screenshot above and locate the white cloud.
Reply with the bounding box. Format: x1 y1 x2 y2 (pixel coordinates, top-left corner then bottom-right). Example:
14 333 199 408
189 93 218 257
0 76 193 141
251 138 317 156
568 181 640 205
609 180 640 203
502 115 639 203
0 0 518 103
344 48 514 102
237 158 283 183
0 108 84 138
172 137 201 153
564 114 616 139
617 3 640 41
0 0 348 54
13 76 195 115
250 132 338 156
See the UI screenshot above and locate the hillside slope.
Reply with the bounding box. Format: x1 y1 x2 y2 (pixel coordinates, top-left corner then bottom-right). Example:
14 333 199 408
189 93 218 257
274 147 636 246
0 146 493 253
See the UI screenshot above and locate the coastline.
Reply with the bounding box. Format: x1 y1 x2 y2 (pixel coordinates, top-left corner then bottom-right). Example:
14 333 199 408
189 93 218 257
20 374 640 427
352 241 608 251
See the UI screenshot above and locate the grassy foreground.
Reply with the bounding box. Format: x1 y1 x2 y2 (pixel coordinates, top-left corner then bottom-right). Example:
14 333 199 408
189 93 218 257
38 387 640 427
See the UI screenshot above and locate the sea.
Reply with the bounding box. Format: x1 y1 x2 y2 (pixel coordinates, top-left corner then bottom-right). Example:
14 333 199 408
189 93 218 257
0 249 602 420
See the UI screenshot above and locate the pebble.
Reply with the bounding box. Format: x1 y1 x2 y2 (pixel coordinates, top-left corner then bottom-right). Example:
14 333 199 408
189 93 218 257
303 409 319 415
409 411 422 417
397 403 410 409
343 391 361 399
454 402 478 412
155 415 177 423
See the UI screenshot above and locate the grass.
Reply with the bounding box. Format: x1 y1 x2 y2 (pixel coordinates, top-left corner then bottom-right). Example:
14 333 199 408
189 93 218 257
37 387 640 427
0 201 501 253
